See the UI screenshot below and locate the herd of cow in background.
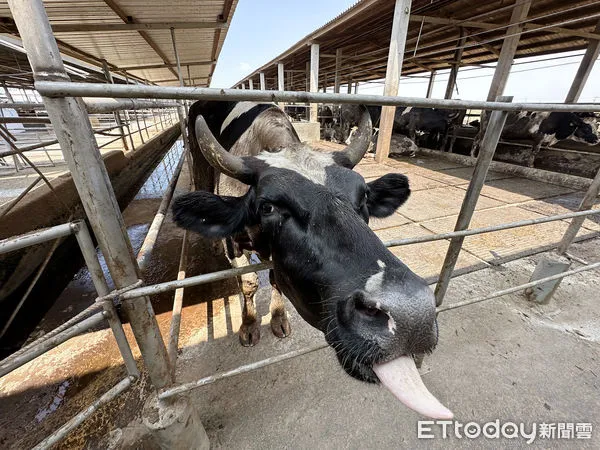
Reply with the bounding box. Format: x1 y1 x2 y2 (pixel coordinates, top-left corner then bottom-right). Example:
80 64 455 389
286 103 600 167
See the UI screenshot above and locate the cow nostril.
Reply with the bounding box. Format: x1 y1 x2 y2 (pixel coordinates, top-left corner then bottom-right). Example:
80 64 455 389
352 293 385 319
355 302 380 316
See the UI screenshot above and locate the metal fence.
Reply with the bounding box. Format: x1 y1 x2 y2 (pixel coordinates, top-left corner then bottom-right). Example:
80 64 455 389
2 0 600 448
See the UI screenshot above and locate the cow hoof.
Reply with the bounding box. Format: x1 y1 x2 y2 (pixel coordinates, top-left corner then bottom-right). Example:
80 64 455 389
239 322 260 347
270 313 291 338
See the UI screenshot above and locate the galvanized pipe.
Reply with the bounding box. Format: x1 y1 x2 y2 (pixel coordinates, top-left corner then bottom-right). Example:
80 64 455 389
434 96 512 306
437 260 600 313
168 229 190 376
159 343 329 400
137 150 185 272
122 262 273 300
0 312 106 377
0 234 63 339
8 0 172 389
0 222 74 254
384 207 600 248
32 376 134 450
72 220 139 377
35 81 600 112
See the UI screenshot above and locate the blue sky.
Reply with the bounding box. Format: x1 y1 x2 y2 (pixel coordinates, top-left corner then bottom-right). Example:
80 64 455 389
212 1 600 103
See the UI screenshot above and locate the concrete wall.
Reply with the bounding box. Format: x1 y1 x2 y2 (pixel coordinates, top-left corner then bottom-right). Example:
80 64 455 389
292 122 320 143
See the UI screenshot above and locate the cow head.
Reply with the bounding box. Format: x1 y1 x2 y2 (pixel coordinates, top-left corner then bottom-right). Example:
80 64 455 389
544 112 600 145
173 106 452 419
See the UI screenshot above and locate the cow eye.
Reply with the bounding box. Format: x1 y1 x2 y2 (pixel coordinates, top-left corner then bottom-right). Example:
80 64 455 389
261 202 275 215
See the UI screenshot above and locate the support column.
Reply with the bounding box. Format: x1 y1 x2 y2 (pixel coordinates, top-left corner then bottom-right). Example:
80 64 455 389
434 97 512 306
334 48 342 93
249 79 254 90
347 78 353 94
309 43 319 123
565 20 600 103
277 63 285 91
486 0 532 101
444 28 466 99
8 2 207 446
354 81 359 94
426 70 436 98
101 60 129 151
259 72 266 90
375 0 412 163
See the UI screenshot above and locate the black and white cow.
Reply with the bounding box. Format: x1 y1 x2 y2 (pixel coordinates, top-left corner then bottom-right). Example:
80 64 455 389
471 111 600 166
172 101 452 419
338 104 465 151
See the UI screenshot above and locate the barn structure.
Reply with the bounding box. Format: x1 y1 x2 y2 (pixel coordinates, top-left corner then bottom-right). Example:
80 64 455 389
0 0 599 448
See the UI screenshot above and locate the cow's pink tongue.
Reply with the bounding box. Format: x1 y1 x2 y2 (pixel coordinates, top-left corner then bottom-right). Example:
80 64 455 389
373 356 453 419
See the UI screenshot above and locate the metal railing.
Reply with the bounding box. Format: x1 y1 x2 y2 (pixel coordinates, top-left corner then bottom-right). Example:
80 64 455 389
3 0 600 447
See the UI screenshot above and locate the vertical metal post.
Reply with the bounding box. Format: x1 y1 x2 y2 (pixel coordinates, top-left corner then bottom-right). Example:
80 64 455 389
249 79 254 90
565 20 600 103
375 0 412 163
124 110 136 150
260 72 266 90
72 220 139 377
278 63 284 90
334 48 342 93
170 28 195 192
310 43 319 122
101 60 129 151
434 96 512 306
141 109 150 139
241 82 246 89
444 28 466 100
354 82 358 94
8 0 172 389
426 70 436 98
347 78 353 94
486 0 532 101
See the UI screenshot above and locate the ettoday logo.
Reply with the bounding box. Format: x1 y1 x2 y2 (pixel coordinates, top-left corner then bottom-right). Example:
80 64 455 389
417 420 593 443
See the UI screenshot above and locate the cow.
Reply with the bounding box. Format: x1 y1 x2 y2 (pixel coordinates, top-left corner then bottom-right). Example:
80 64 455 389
172 101 453 419
338 104 465 151
471 111 600 166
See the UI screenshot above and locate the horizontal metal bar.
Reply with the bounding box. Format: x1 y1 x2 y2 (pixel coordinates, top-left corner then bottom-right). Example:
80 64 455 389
120 60 216 71
1 100 179 114
0 303 103 367
32 376 134 450
384 208 600 248
35 82 600 112
437 260 600 313
159 343 329 400
0 312 106 378
0 222 74 254
122 262 274 300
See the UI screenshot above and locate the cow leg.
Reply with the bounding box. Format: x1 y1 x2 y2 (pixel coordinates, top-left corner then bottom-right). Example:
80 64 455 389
527 139 543 167
269 270 291 338
232 254 260 347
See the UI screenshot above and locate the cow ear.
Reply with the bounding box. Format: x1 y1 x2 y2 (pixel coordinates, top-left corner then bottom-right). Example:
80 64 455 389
172 191 251 238
366 173 411 218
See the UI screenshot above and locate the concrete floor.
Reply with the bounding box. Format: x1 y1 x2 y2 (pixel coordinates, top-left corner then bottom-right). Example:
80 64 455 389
1 149 599 448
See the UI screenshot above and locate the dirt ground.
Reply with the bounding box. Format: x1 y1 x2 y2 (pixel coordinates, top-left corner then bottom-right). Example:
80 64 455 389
0 149 598 449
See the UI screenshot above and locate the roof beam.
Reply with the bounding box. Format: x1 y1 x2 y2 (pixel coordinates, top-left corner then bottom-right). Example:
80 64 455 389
102 0 179 79
465 28 500 57
410 14 600 41
121 60 215 71
0 22 226 33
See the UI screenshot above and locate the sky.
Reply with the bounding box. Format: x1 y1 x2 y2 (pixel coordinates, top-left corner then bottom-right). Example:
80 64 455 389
211 0 600 103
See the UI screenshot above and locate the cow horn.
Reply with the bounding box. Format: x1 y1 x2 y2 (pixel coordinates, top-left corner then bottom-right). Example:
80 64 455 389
194 115 254 183
338 105 372 167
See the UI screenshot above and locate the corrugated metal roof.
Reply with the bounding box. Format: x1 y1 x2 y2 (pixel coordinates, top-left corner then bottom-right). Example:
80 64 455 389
234 0 600 90
0 0 238 87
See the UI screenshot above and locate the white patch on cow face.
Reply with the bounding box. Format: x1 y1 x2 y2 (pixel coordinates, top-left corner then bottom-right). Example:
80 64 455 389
385 311 397 334
221 102 258 134
540 133 559 147
400 107 412 116
365 269 384 294
257 147 335 185
377 260 386 269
